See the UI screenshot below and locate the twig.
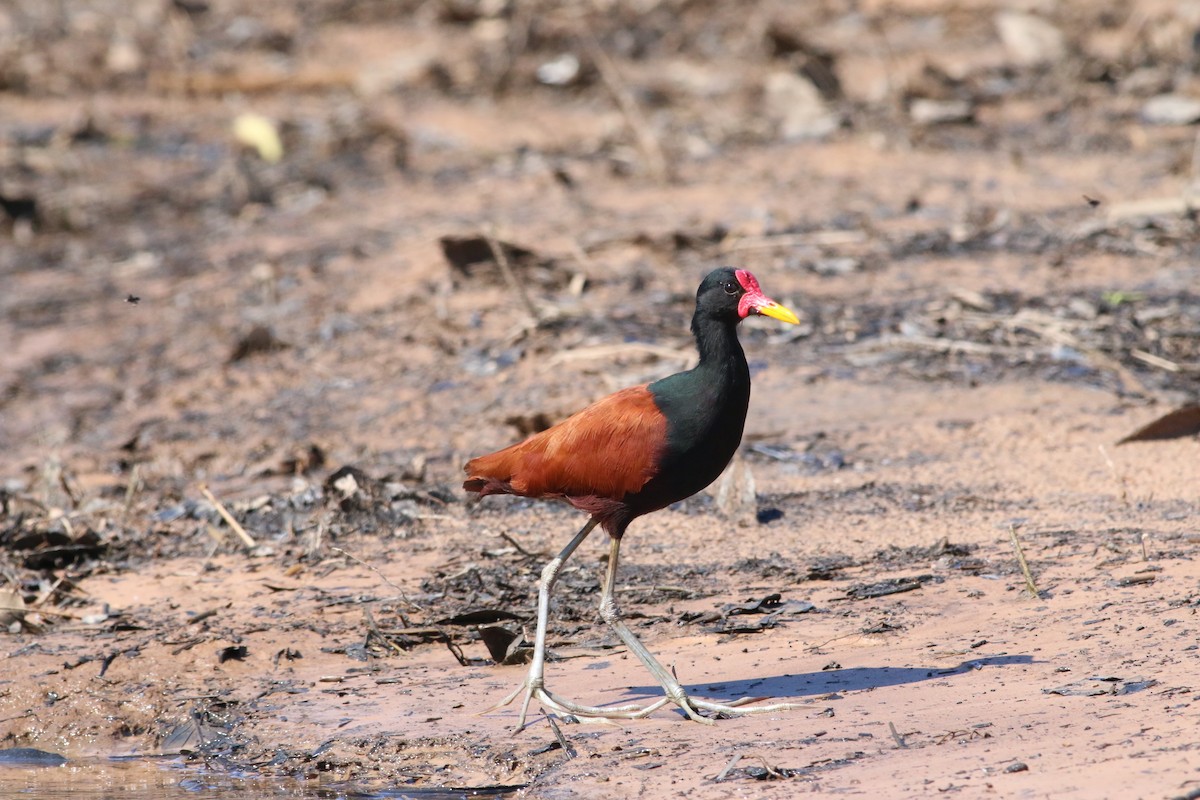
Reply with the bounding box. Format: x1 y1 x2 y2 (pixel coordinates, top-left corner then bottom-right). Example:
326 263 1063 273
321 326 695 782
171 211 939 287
804 630 867 652
568 239 597 275
122 464 141 519
444 637 468 666
306 512 329 557
484 226 542 324
331 546 422 616
1098 444 1129 508
497 531 545 559
1008 524 1040 598
56 466 81 509
1106 195 1200 224
0 604 79 619
714 754 742 782
377 626 450 638
545 713 577 759
363 607 406 656
580 29 669 182
888 721 908 748
199 486 256 550
1130 349 1181 373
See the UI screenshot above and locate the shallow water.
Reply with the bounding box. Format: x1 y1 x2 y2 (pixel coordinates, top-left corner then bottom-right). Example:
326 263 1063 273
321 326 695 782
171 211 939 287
0 756 523 800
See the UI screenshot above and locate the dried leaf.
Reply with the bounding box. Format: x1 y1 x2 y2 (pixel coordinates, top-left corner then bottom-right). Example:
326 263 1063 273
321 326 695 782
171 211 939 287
723 593 783 616
846 576 931 600
436 609 522 626
217 645 248 664
1117 405 1200 444
439 235 537 274
232 112 283 163
478 625 531 665
160 716 224 754
229 325 288 363
0 748 67 766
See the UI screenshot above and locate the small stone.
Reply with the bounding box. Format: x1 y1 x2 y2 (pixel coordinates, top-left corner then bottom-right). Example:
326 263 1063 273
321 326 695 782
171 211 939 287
105 36 142 75
1141 94 1200 125
536 53 580 86
909 98 974 125
764 71 840 140
996 12 1066 66
1066 297 1098 319
1004 762 1029 773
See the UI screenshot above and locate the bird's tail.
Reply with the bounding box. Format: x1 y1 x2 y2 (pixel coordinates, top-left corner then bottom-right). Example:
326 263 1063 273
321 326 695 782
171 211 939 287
463 476 515 496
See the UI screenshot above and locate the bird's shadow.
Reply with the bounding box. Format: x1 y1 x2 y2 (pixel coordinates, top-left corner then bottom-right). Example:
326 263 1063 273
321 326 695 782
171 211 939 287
619 655 1034 709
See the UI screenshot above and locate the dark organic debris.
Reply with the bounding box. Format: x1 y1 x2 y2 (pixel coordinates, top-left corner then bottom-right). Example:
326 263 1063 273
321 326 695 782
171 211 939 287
723 593 785 616
755 507 784 524
323 465 384 513
273 648 302 665
275 443 326 476
478 625 531 665
684 594 815 633
730 552 803 580
805 554 857 580
440 235 538 276
229 325 289 363
367 787 527 798
0 193 38 224
98 649 126 677
744 763 797 780
1117 405 1200 444
845 575 939 600
0 747 67 767
1043 676 1158 697
437 609 523 626
670 224 728 252
217 645 249 664
5 527 106 570
160 714 229 755
875 539 975 566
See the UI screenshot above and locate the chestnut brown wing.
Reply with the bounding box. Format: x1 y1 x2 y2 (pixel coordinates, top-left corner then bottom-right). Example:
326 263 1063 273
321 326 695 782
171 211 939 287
464 385 667 501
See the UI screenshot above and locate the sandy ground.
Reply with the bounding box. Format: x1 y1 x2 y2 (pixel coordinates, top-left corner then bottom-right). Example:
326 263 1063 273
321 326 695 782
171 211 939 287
2 1 1199 798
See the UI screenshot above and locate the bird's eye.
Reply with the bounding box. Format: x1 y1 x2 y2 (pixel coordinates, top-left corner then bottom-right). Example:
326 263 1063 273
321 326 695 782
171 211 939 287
723 281 738 295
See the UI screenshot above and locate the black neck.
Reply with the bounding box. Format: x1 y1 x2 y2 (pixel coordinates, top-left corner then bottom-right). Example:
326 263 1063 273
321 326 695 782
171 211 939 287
634 308 752 520
643 310 750 423
692 311 747 382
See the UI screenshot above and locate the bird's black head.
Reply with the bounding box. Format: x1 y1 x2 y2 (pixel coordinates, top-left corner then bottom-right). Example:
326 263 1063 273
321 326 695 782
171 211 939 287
694 267 799 325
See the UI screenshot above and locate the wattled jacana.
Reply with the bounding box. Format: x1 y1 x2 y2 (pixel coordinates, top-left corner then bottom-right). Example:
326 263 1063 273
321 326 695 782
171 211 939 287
464 267 801 728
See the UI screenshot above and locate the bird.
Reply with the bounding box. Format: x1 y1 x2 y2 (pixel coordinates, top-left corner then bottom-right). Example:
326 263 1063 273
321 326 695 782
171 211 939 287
464 267 801 729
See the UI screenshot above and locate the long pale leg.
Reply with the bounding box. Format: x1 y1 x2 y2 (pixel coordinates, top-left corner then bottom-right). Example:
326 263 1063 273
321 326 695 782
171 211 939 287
488 518 646 730
599 536 808 722
489 521 806 729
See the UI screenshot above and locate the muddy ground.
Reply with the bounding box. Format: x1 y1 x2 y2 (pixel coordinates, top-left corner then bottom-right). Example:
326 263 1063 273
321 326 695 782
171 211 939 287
2 1 1200 797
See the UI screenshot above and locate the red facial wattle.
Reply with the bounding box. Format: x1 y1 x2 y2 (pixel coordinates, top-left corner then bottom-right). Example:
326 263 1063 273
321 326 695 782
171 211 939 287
734 269 800 324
